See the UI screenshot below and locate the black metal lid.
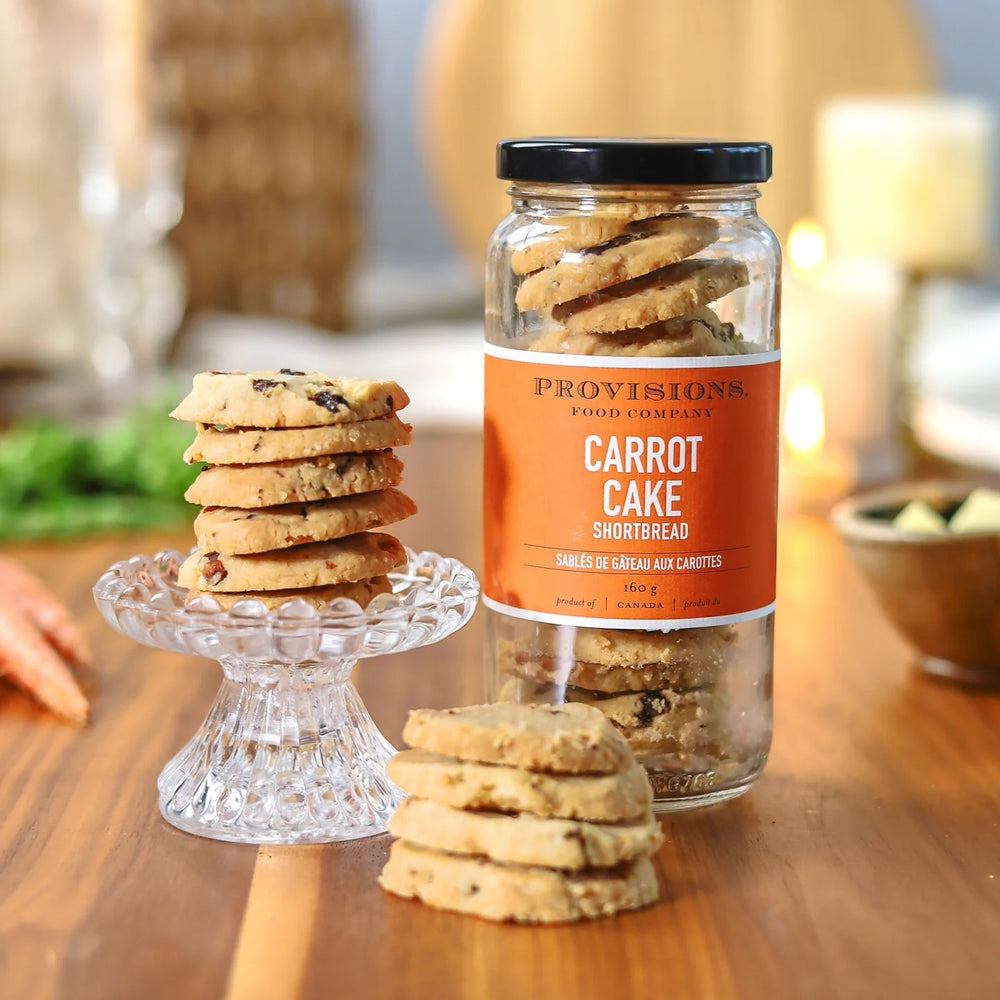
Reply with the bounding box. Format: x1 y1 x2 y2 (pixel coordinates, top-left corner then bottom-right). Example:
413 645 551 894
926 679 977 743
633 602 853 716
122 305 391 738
497 138 772 185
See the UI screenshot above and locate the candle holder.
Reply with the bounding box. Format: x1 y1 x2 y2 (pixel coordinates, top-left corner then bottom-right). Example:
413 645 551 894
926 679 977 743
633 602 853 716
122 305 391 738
890 267 989 477
79 127 186 400
816 96 997 477
891 268 929 472
93 547 479 845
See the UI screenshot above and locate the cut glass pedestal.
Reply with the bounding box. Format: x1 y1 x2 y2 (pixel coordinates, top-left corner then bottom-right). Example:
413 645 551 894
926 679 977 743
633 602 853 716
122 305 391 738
94 548 479 845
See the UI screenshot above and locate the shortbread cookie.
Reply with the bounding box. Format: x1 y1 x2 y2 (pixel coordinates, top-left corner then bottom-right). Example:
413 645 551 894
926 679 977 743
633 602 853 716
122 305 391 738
503 652 711 694
184 414 412 465
388 796 663 870
185 576 393 610
379 840 658 923
516 216 718 310
520 623 734 668
500 677 718 755
509 622 734 678
194 489 417 554
568 685 714 733
184 451 404 508
501 676 715 729
553 258 749 333
170 370 408 427
178 532 406 592
500 644 725 693
613 718 715 755
402 702 634 775
510 206 669 275
387 750 652 821
530 306 743 357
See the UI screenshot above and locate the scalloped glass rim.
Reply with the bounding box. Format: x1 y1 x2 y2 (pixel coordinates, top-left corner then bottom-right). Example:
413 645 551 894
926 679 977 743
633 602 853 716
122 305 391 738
93 546 480 661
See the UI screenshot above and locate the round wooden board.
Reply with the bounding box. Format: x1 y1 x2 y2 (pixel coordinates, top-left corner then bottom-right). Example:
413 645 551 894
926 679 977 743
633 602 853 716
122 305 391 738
419 0 934 271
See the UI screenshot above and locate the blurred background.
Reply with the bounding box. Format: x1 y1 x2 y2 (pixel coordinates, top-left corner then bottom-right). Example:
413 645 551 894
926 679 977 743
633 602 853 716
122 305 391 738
1 0 999 538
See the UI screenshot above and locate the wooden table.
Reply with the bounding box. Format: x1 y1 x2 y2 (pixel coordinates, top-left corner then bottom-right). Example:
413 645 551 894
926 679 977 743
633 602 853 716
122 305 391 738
2 430 999 1000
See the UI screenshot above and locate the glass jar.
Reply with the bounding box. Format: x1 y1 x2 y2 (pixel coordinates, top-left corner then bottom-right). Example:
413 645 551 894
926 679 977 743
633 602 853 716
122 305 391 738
483 139 780 810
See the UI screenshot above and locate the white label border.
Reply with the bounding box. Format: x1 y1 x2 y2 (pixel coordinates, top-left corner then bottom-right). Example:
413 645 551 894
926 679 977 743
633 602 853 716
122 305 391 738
482 595 776 631
484 341 780 370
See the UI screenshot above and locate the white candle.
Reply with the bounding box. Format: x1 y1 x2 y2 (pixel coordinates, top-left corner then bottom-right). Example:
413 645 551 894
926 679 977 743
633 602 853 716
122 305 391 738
781 244 900 456
817 97 996 272
778 380 856 513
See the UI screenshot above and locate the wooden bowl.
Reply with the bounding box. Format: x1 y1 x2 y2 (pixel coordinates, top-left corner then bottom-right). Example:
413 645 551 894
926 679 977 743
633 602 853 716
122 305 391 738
832 481 1000 687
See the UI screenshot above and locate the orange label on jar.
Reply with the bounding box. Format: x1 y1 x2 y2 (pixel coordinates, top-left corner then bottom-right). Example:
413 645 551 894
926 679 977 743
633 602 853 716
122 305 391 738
483 345 780 628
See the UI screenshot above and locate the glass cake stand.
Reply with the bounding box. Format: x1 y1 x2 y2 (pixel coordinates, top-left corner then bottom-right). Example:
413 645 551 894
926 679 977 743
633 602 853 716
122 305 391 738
93 548 479 845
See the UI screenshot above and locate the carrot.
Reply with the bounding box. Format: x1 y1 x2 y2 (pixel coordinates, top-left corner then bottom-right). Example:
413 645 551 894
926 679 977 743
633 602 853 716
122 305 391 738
0 601 89 724
0 556 93 667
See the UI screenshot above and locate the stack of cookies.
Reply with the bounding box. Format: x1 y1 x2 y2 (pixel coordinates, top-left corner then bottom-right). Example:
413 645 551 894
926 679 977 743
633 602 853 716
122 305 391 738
516 211 748 358
501 209 752 774
379 703 663 924
171 369 416 609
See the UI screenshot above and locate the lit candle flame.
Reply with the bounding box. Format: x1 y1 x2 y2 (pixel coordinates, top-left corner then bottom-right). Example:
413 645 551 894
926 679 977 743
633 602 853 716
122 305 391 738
784 380 826 456
787 218 827 274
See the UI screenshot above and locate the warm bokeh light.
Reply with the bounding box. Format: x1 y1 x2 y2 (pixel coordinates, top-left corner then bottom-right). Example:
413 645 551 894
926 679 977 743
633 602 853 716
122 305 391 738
784 380 826 456
787 217 827 273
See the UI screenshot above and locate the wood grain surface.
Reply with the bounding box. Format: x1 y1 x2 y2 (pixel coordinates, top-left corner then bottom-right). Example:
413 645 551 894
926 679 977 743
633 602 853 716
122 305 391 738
1 430 999 1000
419 0 933 268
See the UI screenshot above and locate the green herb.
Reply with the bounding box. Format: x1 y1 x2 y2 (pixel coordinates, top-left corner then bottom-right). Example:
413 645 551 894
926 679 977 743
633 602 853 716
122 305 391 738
0 397 198 540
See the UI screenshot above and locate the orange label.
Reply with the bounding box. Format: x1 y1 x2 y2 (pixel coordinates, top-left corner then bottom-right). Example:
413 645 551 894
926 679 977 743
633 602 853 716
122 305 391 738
483 346 780 627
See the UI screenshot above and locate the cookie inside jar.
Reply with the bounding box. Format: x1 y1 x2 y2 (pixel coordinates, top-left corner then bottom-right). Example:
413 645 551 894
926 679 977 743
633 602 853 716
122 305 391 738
484 140 779 810
489 616 773 802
